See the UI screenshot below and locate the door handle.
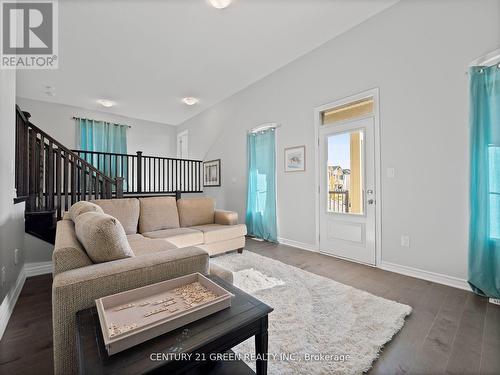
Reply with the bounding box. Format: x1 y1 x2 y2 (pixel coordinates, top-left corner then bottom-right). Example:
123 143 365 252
368 199 375 205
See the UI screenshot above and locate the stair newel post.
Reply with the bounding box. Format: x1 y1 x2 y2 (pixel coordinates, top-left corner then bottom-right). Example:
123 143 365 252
105 180 112 199
136 151 143 194
115 177 124 199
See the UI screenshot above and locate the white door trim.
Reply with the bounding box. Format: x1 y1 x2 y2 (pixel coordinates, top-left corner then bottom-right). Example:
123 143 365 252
177 130 189 158
313 88 382 266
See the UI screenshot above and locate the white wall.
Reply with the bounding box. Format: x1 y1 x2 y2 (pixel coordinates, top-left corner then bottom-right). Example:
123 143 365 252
178 0 500 280
16 97 177 157
0 70 27 337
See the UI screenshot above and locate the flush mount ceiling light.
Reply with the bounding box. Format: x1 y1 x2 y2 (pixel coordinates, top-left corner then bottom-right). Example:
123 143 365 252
182 97 199 106
97 99 115 108
208 0 231 9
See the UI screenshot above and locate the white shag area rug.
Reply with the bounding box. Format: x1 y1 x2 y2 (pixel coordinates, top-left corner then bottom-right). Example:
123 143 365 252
211 251 412 375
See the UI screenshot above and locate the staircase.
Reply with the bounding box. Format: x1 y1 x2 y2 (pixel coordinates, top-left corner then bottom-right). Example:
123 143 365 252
14 105 203 244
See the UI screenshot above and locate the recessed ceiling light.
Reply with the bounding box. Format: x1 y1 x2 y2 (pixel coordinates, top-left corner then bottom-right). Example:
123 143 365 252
182 97 199 106
97 99 115 108
208 0 231 9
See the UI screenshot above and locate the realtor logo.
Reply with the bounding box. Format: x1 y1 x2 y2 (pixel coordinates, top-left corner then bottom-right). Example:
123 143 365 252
1 0 58 69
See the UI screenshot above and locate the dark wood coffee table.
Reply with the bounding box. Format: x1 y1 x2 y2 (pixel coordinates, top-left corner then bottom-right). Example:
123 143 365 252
75 275 273 375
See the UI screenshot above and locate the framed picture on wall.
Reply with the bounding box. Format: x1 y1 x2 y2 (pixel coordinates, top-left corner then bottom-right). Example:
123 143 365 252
284 146 306 172
203 159 221 187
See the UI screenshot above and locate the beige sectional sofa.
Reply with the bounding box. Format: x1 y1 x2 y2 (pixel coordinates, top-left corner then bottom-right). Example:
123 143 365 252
52 196 245 375
94 196 247 256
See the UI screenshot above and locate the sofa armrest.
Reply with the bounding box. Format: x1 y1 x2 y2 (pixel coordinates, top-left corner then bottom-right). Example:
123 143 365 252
52 247 208 375
214 209 238 225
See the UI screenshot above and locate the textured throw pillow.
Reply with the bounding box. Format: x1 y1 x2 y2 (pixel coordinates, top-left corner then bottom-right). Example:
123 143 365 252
91 198 140 235
68 201 104 222
75 212 134 263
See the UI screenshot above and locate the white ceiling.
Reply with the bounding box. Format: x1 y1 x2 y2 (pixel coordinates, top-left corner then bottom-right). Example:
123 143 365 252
17 0 398 125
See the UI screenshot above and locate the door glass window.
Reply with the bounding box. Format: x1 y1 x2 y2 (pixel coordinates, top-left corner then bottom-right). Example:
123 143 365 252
327 130 364 214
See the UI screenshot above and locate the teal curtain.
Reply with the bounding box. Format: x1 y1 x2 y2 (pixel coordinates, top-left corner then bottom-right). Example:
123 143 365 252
469 65 500 299
77 119 128 184
246 130 277 242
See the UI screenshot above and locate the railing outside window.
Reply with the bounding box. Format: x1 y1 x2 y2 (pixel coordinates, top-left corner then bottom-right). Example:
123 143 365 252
328 190 349 213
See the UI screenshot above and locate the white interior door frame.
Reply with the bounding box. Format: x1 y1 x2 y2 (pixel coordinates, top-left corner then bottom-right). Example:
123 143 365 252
313 88 382 266
177 130 189 158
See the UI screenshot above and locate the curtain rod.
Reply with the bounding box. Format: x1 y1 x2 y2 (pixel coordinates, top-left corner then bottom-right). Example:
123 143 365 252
466 48 500 74
72 116 131 128
249 122 281 133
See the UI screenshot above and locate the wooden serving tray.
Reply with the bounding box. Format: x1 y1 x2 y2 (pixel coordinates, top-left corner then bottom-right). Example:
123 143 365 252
95 273 233 355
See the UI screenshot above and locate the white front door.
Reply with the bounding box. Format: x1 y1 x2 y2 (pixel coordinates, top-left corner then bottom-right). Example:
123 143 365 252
319 116 376 265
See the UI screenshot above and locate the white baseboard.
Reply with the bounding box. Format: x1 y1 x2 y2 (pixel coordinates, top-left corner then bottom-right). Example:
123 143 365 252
0 266 26 340
277 237 318 253
276 237 470 292
24 261 53 277
380 261 471 291
0 261 53 341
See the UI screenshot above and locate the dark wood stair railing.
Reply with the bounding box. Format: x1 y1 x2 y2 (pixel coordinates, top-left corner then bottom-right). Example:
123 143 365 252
15 105 123 243
71 150 204 195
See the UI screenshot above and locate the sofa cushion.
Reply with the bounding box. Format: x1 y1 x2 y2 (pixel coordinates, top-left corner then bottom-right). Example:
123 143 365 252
68 201 103 221
142 228 204 248
177 197 215 227
126 234 177 256
75 212 134 263
138 197 180 233
92 198 140 235
190 224 247 244
214 210 238 225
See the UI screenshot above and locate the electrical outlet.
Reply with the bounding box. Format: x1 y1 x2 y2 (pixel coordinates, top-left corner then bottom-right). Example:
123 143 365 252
387 168 395 178
14 249 19 265
401 235 410 247
1 267 5 285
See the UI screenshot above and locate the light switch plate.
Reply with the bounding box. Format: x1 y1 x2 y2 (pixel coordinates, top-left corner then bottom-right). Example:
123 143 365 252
387 168 395 178
401 235 410 247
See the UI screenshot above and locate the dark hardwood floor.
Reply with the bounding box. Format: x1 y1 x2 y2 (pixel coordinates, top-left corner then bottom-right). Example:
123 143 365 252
1 241 499 375
245 240 500 375
0 273 53 375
